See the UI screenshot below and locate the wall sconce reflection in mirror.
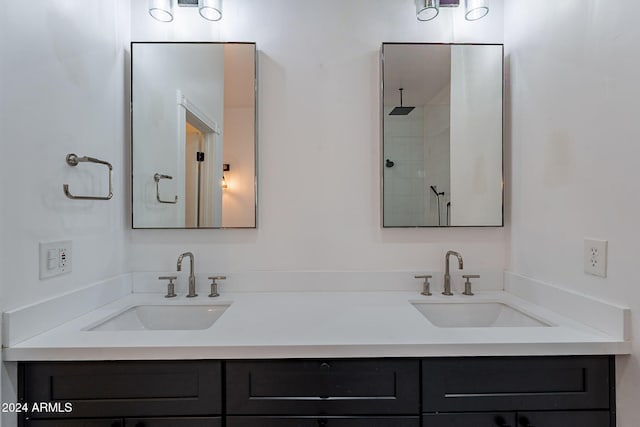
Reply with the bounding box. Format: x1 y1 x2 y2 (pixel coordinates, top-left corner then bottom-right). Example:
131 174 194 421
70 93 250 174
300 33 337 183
149 0 222 23
221 163 230 189
415 0 489 22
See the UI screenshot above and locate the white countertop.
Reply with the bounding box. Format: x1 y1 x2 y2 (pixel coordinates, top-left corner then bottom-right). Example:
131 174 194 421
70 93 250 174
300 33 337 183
3 290 631 361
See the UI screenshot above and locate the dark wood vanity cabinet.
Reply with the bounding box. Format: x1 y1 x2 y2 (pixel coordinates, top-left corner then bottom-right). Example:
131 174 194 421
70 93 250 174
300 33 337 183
225 359 420 426
123 418 221 427
517 411 611 427
422 356 615 427
19 361 222 427
24 419 221 427
25 421 124 427
18 356 615 427
227 416 420 427
226 359 420 415
422 411 611 427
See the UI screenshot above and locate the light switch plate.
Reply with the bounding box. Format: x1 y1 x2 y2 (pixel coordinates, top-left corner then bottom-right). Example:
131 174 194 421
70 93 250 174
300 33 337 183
584 238 607 278
39 240 72 279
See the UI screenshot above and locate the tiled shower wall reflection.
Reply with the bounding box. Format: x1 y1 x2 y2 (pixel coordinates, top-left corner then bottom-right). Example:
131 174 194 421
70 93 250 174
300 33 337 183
383 106 450 226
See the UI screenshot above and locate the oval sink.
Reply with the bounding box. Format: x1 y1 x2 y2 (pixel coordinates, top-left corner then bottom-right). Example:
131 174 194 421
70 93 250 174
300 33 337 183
412 302 551 328
86 304 230 331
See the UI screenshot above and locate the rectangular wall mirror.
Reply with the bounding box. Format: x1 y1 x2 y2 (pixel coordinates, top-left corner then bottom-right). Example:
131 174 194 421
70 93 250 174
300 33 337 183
132 42 257 229
381 43 503 227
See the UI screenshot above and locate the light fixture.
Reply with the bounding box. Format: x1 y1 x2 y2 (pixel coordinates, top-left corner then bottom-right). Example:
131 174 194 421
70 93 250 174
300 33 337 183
464 0 489 21
149 0 174 22
221 163 230 189
415 0 489 22
199 0 222 21
415 0 440 22
149 0 222 23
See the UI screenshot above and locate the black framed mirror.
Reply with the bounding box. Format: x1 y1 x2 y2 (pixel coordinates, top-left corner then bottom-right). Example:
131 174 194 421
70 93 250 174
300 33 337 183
131 42 257 229
382 43 503 227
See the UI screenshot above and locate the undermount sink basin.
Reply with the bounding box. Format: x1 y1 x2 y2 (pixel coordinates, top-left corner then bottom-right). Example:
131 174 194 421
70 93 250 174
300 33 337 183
86 304 230 331
412 302 551 328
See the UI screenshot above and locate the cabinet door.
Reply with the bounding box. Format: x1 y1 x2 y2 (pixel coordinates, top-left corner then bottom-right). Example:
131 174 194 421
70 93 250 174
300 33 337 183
423 413 515 427
226 359 419 415
227 416 420 427
25 420 122 427
517 411 610 427
124 417 221 427
21 361 222 418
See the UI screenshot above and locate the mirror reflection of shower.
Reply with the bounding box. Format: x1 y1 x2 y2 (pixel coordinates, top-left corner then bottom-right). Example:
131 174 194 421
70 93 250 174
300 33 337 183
389 88 416 116
383 98 451 227
382 43 503 227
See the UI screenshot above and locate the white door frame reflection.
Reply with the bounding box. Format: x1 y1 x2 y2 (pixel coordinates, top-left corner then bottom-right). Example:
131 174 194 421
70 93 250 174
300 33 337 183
178 90 223 228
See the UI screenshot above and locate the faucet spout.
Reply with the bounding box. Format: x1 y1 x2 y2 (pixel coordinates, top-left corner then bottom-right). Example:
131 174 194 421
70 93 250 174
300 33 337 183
177 252 197 297
443 250 463 296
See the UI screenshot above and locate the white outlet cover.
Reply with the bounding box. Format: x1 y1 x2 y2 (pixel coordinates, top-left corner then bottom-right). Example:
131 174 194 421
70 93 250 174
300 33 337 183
584 238 607 278
39 240 72 280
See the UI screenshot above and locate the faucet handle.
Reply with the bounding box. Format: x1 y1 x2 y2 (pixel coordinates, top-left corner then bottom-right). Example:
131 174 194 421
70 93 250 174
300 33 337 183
207 276 227 298
414 275 433 296
461 274 480 296
159 276 178 298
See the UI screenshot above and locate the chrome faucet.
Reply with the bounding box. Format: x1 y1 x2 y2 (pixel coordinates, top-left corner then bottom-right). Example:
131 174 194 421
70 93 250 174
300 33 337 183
177 252 197 297
443 250 463 296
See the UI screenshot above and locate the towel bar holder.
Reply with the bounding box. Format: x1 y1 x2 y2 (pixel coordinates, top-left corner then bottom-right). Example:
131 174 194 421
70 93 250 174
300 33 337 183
63 154 113 200
154 173 178 204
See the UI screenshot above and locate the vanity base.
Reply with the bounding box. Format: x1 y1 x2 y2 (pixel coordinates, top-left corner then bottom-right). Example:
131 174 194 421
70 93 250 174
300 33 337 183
18 356 615 427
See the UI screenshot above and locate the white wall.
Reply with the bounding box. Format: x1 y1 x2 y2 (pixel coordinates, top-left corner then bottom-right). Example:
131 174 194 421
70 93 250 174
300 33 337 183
130 0 507 277
222 44 257 228
1 1 130 425
450 44 503 226
222 106 256 227
505 1 640 425
0 1 130 310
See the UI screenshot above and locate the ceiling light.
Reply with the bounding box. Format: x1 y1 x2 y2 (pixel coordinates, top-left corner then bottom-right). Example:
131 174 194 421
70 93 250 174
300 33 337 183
415 0 440 22
149 0 174 22
199 0 223 21
415 0 489 22
465 0 490 21
149 0 223 22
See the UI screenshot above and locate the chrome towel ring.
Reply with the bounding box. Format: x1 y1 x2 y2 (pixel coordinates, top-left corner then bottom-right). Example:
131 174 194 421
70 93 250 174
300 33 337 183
154 173 178 204
63 153 113 200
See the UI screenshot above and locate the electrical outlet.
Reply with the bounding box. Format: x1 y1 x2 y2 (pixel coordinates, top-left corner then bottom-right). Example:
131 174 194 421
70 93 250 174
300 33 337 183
584 238 607 278
39 240 72 279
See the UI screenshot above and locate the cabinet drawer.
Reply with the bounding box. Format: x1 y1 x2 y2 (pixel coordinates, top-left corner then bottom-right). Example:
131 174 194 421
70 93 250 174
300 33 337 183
226 359 419 415
227 416 420 427
25 421 122 427
422 356 611 412
21 361 221 418
517 411 611 427
423 413 514 427
423 411 611 427
124 417 221 427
